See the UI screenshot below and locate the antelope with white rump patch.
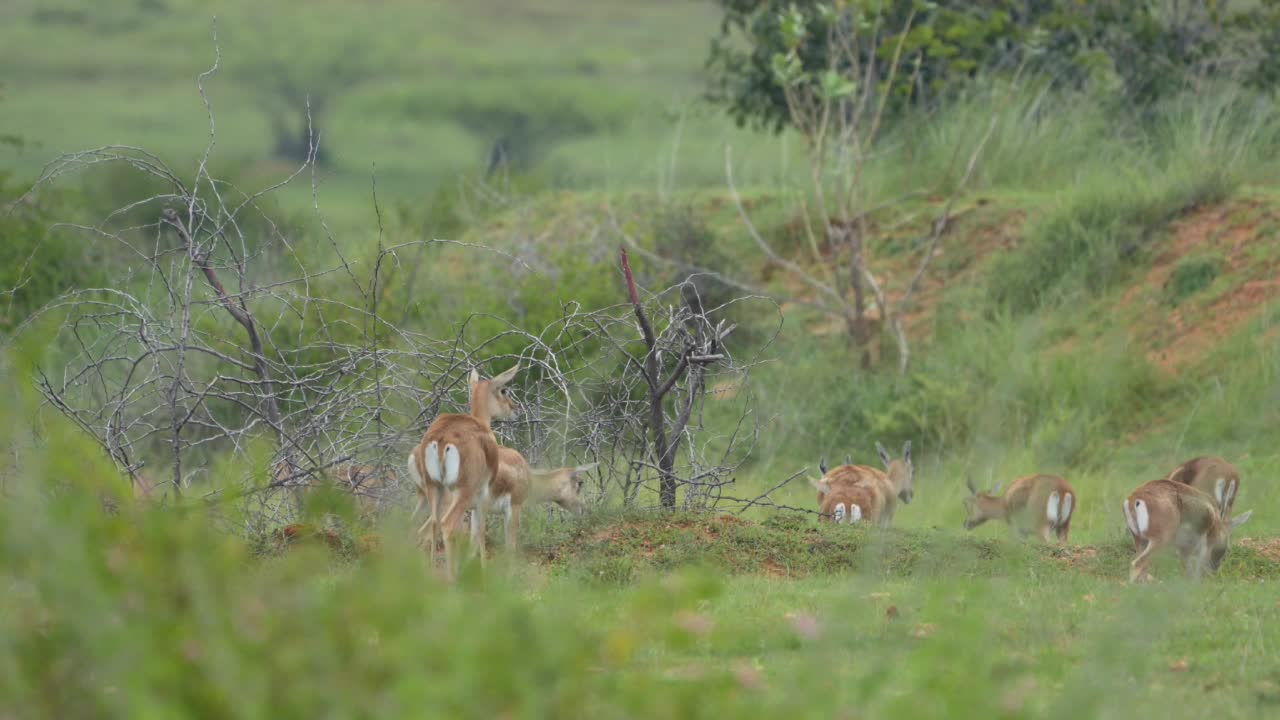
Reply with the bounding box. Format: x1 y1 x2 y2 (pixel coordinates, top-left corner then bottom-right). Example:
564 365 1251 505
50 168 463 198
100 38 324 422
1164 455 1241 518
811 441 914 527
1122 479 1252 583
471 446 595 551
962 474 1075 543
407 365 520 576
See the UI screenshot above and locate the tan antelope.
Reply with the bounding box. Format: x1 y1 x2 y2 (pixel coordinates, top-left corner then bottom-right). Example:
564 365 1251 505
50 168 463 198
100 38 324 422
1164 455 1240 518
812 441 914 527
1122 478 1252 583
406 365 520 576
962 474 1075 543
470 446 594 550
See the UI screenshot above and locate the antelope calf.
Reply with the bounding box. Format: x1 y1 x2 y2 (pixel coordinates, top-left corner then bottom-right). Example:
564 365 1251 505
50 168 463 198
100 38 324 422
407 365 520 576
962 474 1075 543
472 446 594 550
812 441 914 527
1164 455 1240 518
1122 479 1252 583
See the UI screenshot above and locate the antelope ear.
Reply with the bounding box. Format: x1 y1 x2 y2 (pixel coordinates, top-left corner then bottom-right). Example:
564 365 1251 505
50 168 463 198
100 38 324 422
491 363 521 388
574 463 598 474
1230 509 1253 529
965 476 977 495
845 454 852 466
990 482 1004 496
819 456 828 475
810 478 831 495
876 442 890 467
902 440 912 465
469 368 480 386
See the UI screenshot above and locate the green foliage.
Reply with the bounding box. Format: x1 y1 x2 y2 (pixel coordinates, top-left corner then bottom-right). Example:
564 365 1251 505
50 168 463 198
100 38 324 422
708 0 1035 133
1164 255 1221 306
0 175 107 331
708 0 1280 135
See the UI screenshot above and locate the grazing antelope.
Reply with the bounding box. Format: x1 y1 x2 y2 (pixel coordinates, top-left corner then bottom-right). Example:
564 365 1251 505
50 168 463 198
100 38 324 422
1122 479 1252 583
1164 455 1240 518
471 446 594 550
812 441 914 527
962 474 1075 543
406 365 520 576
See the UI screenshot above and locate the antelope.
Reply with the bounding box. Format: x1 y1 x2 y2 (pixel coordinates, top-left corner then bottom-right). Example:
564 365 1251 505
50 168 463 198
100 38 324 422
962 474 1075 543
1122 479 1252 583
406 365 520 576
810 475 876 525
471 446 595 550
812 441 914 527
1164 455 1240 518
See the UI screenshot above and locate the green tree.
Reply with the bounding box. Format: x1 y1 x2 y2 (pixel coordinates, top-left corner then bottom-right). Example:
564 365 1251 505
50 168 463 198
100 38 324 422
707 0 1280 135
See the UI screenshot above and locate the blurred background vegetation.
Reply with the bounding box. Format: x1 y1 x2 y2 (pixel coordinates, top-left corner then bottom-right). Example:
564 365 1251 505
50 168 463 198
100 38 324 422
4 0 1280 716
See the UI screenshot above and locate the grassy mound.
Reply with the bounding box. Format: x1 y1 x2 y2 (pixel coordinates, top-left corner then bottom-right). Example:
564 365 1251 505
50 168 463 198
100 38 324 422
527 511 1280 585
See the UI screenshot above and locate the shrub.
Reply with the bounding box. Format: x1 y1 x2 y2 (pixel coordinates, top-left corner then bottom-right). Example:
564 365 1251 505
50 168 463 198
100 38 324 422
1164 255 1221 306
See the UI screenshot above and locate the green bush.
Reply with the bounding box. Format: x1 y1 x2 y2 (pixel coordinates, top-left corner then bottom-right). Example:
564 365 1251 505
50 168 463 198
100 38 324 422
708 0 1280 135
1164 255 1221 306
0 174 108 331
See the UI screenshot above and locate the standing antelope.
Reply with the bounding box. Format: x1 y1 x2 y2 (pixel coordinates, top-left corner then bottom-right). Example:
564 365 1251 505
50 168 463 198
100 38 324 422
1164 455 1241 518
812 441 914 527
1122 478 1252 583
962 474 1075 543
471 446 594 550
407 365 520 576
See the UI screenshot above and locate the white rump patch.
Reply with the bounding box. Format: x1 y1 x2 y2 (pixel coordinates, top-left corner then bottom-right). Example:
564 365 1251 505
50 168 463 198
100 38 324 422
442 444 461 488
834 503 847 524
1122 500 1137 537
1134 499 1150 536
424 441 442 483
1214 478 1227 506
1046 491 1061 526
407 452 424 490
849 504 863 524
1059 493 1074 527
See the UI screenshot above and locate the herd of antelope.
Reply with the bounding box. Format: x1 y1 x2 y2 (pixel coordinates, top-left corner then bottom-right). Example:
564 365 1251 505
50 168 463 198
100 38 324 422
811 444 1253 583
279 363 1252 584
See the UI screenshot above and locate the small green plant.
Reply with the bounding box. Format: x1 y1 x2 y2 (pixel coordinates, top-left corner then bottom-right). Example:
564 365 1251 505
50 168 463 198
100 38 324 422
1164 254 1221 305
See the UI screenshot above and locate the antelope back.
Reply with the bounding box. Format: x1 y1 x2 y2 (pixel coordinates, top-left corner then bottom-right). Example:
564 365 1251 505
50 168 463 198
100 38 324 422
1166 456 1240 516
